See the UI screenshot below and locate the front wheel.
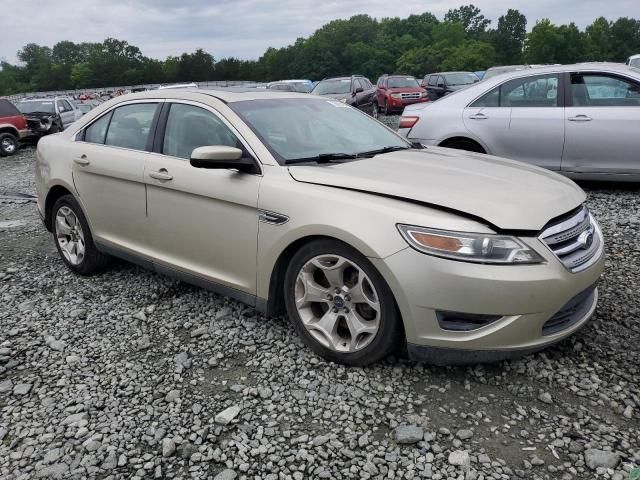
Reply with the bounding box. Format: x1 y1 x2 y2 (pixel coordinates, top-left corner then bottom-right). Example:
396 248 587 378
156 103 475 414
52 195 110 275
284 239 402 366
0 133 19 157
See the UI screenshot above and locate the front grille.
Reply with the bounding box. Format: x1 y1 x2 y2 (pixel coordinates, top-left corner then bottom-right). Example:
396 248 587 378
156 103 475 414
542 285 596 336
539 206 602 272
400 92 420 100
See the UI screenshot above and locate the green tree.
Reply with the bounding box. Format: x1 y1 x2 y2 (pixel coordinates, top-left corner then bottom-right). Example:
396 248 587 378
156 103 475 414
444 4 490 36
70 63 93 87
584 17 612 60
442 41 496 71
493 9 526 64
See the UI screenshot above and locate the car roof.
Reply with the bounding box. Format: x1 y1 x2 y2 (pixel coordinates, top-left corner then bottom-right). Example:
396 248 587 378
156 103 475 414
101 88 319 104
480 62 640 83
427 71 476 76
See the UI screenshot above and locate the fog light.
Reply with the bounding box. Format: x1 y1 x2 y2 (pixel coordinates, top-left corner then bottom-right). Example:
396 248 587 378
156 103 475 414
436 311 502 331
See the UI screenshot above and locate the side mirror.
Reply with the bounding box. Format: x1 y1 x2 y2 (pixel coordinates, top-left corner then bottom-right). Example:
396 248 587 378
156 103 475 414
354 87 364 94
437 83 444 88
190 146 256 173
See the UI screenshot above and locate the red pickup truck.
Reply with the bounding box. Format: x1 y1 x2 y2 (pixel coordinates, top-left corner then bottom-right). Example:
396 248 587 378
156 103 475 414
0 99 29 157
373 75 429 118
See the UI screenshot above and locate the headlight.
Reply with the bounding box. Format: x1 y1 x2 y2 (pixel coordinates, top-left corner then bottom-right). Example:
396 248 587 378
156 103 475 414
340 98 347 103
397 224 544 264
390 93 402 99
420 91 428 98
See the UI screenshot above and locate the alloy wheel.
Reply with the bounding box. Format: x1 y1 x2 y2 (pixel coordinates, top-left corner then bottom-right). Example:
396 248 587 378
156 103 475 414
55 206 86 266
1 137 16 154
294 254 381 353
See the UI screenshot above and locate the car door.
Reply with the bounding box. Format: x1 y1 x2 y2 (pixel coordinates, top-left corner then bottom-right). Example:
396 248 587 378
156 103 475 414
144 101 262 294
57 100 75 129
464 73 564 170
562 71 640 175
71 100 161 255
353 79 369 111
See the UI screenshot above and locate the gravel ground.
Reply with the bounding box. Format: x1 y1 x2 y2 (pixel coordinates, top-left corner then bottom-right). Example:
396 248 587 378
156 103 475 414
0 144 639 480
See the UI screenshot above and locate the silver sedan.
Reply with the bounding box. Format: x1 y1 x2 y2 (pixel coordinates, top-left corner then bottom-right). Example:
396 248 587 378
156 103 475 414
398 63 640 181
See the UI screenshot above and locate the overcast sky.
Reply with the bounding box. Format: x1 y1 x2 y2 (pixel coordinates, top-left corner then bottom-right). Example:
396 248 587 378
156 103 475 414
1 0 637 64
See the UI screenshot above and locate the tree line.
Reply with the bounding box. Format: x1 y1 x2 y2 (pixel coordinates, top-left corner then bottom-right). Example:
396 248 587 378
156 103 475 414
1 4 639 95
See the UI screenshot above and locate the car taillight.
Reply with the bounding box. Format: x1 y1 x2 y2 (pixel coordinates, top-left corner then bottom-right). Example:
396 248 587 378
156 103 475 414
399 116 419 129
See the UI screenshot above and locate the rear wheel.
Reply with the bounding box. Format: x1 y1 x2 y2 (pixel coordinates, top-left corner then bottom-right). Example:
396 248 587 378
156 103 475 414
52 195 110 275
441 138 486 154
284 239 402 366
0 133 19 157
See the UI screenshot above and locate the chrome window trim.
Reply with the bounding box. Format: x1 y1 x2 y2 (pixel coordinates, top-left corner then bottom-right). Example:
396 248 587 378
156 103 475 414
466 71 563 109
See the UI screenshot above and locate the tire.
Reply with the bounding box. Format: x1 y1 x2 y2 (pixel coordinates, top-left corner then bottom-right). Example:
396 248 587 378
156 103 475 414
372 102 379 119
0 132 19 157
51 195 110 275
442 139 485 154
283 239 403 366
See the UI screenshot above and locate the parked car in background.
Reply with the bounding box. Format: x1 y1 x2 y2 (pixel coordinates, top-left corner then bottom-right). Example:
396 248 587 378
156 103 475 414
399 63 640 181
15 96 82 138
483 65 536 80
158 83 198 90
373 74 428 118
626 54 640 68
474 71 486 80
78 101 101 115
0 99 29 156
421 72 479 101
268 80 313 93
311 75 376 114
267 82 297 92
36 88 604 365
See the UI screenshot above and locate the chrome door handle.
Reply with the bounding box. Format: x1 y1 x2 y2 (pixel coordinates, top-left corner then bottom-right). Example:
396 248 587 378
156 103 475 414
73 155 90 166
568 115 592 122
469 113 488 120
149 169 173 181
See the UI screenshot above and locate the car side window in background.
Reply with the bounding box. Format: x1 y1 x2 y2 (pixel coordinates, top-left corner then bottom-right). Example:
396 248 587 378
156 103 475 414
61 100 73 111
470 87 500 108
571 73 640 107
363 78 373 89
83 112 113 144
500 74 558 107
162 103 240 160
428 76 436 87
436 76 445 88
355 79 366 91
105 103 158 151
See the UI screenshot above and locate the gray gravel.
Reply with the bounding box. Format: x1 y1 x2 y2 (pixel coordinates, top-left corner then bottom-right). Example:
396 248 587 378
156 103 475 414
0 145 639 479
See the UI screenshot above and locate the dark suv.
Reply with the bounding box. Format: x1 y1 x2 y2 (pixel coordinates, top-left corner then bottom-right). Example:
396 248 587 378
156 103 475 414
0 99 29 157
421 72 479 101
374 75 429 117
310 75 376 114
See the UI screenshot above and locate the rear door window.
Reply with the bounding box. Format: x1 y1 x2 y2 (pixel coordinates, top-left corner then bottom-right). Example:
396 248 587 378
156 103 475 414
571 73 640 106
105 103 158 151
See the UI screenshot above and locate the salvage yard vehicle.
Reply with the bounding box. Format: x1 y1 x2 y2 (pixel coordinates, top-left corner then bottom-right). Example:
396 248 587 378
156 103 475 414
399 63 640 181
15 96 82 139
268 80 313 93
421 71 479 101
36 89 604 366
626 54 640 68
311 75 376 114
0 99 29 156
373 74 429 118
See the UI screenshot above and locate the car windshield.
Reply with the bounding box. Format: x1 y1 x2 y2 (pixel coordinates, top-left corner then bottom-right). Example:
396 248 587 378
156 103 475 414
16 100 55 114
312 79 351 95
387 77 419 88
230 98 410 164
444 73 478 86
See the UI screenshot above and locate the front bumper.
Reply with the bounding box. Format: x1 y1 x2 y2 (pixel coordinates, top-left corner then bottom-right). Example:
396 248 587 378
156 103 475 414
387 97 429 111
371 237 604 364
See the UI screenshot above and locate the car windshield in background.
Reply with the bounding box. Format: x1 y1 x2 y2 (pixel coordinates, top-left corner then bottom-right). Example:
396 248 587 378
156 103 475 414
312 79 351 95
230 98 410 164
387 77 419 88
444 73 478 86
16 101 55 114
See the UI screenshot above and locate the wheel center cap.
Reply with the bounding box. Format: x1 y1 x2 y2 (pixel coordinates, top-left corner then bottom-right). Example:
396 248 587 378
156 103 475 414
333 295 345 308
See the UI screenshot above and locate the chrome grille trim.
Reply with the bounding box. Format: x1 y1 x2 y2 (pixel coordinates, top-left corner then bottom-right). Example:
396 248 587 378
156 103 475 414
400 92 420 100
539 206 603 273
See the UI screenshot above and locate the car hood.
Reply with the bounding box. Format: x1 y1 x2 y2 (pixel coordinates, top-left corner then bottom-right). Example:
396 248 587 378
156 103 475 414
288 148 585 231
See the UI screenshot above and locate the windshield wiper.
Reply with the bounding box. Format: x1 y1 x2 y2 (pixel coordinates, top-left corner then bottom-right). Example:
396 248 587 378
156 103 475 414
285 152 362 165
356 145 411 156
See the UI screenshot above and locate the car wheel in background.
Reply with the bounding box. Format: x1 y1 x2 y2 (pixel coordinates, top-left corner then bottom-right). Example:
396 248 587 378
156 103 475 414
284 239 403 366
441 138 486 154
0 133 19 157
52 195 111 275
